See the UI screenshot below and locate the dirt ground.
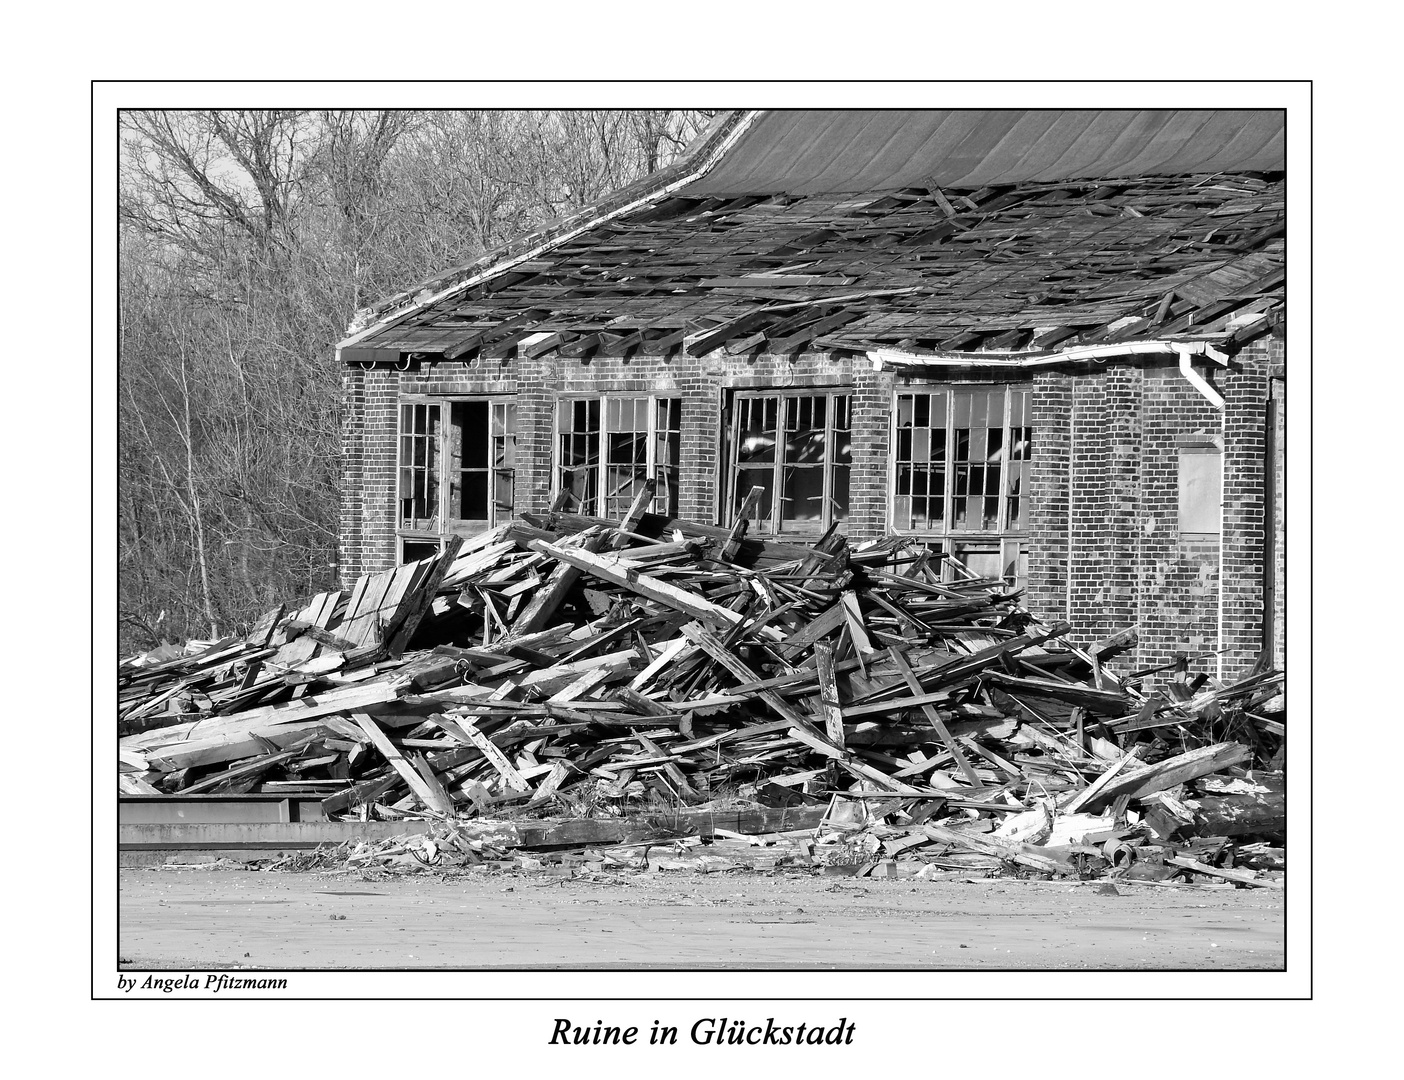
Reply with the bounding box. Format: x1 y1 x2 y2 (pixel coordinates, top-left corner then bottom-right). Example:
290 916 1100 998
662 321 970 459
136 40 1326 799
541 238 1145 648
118 865 1284 970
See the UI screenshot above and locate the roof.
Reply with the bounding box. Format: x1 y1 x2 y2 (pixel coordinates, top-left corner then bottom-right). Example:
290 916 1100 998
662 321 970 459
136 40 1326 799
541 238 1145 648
683 109 1284 195
346 110 1284 363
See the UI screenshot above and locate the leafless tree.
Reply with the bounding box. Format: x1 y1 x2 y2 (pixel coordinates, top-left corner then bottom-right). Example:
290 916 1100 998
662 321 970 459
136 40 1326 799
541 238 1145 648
118 108 712 653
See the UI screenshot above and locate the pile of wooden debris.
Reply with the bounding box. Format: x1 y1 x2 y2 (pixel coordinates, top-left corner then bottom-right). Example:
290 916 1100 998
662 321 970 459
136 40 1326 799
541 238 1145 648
119 484 1285 885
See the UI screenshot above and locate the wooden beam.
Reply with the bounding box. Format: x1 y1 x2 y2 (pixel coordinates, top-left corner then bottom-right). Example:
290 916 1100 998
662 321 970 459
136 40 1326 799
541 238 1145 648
351 712 456 815
888 647 983 788
511 529 609 635
812 640 846 747
448 717 531 792
720 485 765 562
527 540 781 639
1078 742 1252 813
678 622 812 728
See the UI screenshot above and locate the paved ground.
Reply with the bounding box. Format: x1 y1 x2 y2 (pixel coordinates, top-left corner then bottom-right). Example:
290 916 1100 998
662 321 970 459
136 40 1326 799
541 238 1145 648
118 866 1284 970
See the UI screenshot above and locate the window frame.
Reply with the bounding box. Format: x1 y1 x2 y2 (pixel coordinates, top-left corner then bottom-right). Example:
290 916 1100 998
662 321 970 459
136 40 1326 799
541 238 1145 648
552 392 682 519
724 387 853 536
396 394 517 559
887 382 1032 588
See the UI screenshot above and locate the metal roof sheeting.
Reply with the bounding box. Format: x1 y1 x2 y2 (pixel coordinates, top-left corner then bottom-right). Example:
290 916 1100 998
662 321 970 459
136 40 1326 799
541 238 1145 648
683 109 1284 194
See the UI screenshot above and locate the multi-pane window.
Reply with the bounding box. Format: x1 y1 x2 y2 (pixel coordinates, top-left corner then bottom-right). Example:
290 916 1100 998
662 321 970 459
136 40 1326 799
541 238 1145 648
892 385 1031 586
398 398 516 549
555 395 680 517
728 390 851 534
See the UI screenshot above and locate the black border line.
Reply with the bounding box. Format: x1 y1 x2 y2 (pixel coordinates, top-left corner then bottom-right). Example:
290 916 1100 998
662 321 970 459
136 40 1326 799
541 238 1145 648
102 80 1308 1000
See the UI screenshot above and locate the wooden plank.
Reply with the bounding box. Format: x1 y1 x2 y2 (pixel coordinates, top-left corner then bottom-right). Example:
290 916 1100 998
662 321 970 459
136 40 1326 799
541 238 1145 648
1061 750 1140 813
634 733 699 802
351 712 455 815
840 590 875 655
1079 743 1252 813
122 678 402 752
812 641 846 747
386 535 464 657
177 744 312 794
511 529 608 634
887 647 984 789
1167 855 1282 890
143 720 329 772
528 540 782 640
921 824 1066 874
340 568 397 647
679 622 811 729
526 761 572 806
785 724 922 794
628 636 690 691
452 718 531 792
721 486 765 562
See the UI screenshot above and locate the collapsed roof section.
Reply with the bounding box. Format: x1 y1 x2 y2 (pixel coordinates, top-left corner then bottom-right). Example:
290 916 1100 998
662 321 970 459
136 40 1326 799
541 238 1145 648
344 110 1284 364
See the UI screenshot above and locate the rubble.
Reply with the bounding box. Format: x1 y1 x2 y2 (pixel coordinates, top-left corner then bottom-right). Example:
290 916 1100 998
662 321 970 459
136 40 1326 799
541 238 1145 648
119 483 1285 887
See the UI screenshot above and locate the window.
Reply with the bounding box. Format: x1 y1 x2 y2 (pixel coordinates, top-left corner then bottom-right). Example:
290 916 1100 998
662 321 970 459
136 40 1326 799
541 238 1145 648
891 385 1031 587
398 398 516 552
1178 438 1222 536
555 395 681 518
727 390 851 534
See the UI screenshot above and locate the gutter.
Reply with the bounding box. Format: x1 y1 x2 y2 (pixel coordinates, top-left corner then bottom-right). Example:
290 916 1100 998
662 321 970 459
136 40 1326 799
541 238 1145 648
337 109 764 356
868 339 1230 373
869 338 1229 410
873 337 1232 674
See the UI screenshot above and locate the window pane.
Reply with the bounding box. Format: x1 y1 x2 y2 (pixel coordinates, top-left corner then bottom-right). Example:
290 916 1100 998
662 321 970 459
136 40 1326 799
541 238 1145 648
830 466 849 522
402 540 441 563
494 470 514 515
894 494 912 530
460 471 489 520
737 397 776 463
780 466 824 524
734 468 773 522
455 402 489 468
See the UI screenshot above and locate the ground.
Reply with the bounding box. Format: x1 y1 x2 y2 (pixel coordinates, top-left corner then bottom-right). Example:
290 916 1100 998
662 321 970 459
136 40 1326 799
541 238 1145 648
118 866 1283 970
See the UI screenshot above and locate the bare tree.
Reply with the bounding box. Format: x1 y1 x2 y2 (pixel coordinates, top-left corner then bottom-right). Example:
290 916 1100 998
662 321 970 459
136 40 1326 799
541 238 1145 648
118 108 713 653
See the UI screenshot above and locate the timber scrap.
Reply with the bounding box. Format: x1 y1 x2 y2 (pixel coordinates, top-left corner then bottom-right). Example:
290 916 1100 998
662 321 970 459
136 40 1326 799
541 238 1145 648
119 494 1285 885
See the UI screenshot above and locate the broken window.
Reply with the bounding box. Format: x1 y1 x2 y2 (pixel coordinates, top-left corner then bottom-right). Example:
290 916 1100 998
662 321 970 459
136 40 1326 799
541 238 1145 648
1178 438 1222 536
398 397 516 555
727 390 851 534
555 395 681 517
892 385 1031 588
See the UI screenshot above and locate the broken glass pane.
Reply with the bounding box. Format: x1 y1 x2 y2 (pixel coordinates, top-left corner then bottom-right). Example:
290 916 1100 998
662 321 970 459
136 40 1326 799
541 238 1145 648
830 466 849 522
734 469 773 521
460 471 488 520
780 466 824 523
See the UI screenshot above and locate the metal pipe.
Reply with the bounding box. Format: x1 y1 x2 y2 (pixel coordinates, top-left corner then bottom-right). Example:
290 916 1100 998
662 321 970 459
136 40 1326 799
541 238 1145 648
1175 346 1226 411
867 339 1231 371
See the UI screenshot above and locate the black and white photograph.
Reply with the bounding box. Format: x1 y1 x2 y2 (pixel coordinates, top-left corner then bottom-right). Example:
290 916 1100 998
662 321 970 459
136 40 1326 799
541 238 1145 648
92 76 1318 1032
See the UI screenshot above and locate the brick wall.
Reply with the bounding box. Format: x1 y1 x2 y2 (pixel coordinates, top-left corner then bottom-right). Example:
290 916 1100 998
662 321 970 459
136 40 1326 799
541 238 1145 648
337 349 865 579
850 361 894 539
337 363 366 583
1027 371 1072 625
337 347 1283 677
1269 332 1285 669
1220 341 1273 678
338 366 402 584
